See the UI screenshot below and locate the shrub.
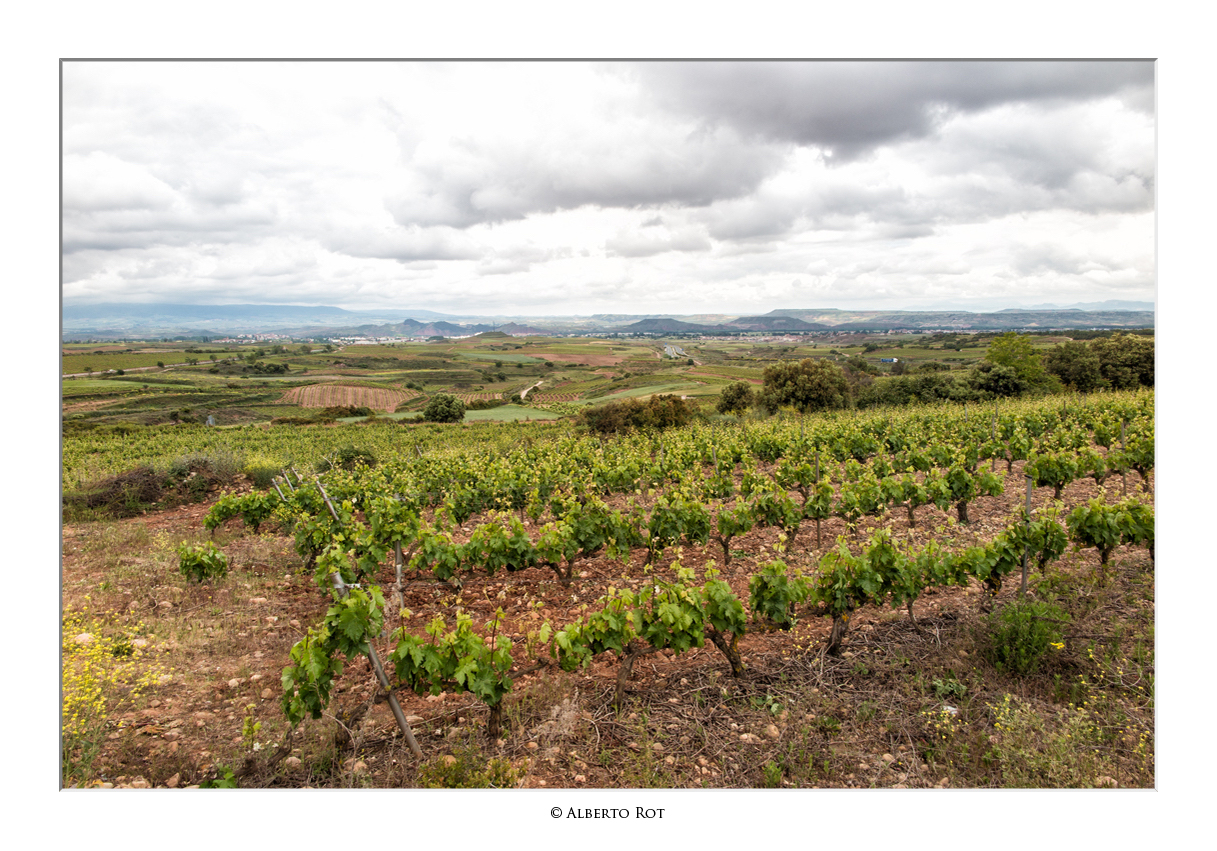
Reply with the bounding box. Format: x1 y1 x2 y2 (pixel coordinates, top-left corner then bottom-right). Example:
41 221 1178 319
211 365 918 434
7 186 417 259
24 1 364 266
984 600 1068 676
856 373 971 409
466 398 506 410
319 405 374 419
759 358 848 414
243 458 281 489
716 381 756 415
578 394 697 434
167 450 242 482
423 394 466 423
63 466 166 519
178 541 229 583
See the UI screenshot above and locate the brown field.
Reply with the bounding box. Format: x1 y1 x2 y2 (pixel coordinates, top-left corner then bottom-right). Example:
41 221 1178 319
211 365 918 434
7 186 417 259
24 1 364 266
279 383 419 412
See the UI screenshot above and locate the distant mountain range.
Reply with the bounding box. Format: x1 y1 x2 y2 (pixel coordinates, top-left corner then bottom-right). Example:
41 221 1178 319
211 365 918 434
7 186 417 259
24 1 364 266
61 301 1155 340
1019 300 1154 311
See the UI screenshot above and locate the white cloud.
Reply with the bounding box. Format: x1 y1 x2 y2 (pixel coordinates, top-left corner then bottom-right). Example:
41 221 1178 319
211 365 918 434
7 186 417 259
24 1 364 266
60 61 1156 314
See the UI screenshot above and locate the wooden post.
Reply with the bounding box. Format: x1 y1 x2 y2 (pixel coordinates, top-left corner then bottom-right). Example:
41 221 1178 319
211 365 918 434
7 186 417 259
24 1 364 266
315 479 341 523
368 640 423 760
1018 475 1033 598
271 479 287 501
326 501 424 761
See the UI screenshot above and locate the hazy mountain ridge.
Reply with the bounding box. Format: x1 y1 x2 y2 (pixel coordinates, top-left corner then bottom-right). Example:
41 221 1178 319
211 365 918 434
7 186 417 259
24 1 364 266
61 302 1155 340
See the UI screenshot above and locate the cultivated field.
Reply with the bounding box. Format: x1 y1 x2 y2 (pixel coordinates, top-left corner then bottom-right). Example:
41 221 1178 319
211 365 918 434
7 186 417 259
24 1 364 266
278 383 421 412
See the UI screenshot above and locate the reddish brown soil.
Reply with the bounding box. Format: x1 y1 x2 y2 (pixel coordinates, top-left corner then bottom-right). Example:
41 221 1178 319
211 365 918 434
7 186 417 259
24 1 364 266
60 458 1153 789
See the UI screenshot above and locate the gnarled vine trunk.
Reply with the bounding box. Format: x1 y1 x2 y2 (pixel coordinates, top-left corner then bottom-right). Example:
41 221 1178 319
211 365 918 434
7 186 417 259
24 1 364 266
826 613 850 656
906 600 923 635
614 641 660 710
706 627 745 678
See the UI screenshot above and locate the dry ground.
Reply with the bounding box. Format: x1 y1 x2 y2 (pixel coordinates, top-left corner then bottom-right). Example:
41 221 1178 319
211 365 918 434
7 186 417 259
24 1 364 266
60 463 1154 790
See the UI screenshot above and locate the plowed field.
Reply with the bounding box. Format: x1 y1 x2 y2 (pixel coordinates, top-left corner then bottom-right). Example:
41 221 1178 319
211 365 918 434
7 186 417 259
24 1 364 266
279 383 419 412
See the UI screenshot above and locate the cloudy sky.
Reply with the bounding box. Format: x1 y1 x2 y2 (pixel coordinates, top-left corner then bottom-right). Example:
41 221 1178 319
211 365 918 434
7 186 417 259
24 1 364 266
61 60 1155 316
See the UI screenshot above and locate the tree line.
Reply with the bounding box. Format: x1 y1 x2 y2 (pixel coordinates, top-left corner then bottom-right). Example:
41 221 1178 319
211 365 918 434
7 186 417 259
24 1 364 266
717 332 1153 416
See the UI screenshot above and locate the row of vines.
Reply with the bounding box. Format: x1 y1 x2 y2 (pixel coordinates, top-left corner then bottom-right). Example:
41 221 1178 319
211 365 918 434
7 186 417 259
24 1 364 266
199 391 1153 746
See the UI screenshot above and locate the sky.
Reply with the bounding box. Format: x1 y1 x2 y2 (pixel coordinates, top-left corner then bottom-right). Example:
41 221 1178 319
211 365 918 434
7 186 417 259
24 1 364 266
61 60 1156 316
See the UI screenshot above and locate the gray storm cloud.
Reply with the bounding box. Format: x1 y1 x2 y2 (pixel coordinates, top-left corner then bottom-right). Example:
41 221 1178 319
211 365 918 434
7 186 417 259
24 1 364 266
632 61 1153 159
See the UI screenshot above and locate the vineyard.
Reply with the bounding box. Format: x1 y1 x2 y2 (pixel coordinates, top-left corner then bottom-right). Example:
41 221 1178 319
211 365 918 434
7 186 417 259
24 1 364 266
61 390 1154 789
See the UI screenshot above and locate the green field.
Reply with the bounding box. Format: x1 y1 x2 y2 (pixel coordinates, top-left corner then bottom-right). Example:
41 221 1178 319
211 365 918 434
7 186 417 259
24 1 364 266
462 404 559 422
61 378 165 397
62 352 201 374
688 365 767 380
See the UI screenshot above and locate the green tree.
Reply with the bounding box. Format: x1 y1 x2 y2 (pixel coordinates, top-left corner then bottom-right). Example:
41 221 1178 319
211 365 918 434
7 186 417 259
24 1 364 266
1090 332 1154 389
759 358 848 414
423 394 466 423
716 381 756 416
1045 340 1103 391
975 364 1025 397
984 333 1049 386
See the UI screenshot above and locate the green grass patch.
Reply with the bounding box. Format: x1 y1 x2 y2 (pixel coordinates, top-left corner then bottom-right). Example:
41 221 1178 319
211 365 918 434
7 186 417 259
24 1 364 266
463 405 559 421
686 365 766 380
61 379 164 397
62 352 199 374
